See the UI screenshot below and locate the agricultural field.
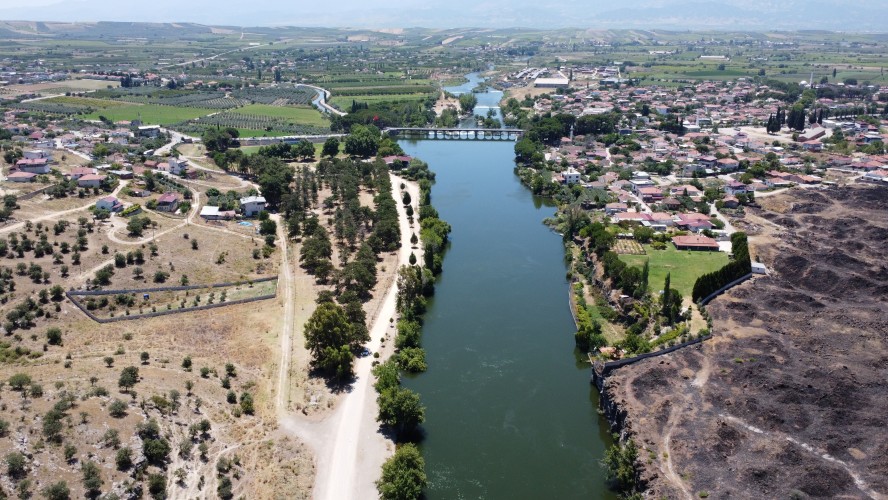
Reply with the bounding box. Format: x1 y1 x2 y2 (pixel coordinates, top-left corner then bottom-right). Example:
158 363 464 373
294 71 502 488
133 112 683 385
94 89 249 110
231 85 319 106
176 107 330 137
309 71 438 110
612 239 645 255
84 104 216 125
229 104 329 127
619 244 728 298
0 79 119 99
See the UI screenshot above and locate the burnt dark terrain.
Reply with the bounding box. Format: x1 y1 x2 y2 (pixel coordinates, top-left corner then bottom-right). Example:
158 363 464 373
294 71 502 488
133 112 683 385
602 185 888 499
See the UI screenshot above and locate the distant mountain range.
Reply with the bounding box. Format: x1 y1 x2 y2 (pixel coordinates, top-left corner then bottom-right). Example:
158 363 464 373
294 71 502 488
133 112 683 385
0 0 886 31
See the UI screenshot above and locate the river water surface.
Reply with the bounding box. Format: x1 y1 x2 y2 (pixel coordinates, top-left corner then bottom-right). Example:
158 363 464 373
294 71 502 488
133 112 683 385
398 76 615 499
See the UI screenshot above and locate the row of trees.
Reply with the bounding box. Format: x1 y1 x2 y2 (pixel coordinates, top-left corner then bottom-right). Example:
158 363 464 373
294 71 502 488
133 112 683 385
691 232 751 302
372 166 449 498
300 157 405 380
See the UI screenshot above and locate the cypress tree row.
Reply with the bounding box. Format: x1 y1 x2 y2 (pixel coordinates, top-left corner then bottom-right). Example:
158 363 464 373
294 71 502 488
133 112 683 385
691 232 752 302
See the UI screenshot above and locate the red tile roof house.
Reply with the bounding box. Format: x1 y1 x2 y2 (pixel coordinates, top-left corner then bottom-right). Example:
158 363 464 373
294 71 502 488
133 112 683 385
68 167 96 180
637 186 664 202
722 195 740 209
7 171 37 183
672 234 720 251
661 197 682 211
604 203 628 215
77 174 106 188
156 192 181 212
649 212 676 227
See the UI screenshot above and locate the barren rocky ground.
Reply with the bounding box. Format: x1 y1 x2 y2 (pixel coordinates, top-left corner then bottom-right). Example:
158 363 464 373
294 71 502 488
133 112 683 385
602 185 888 499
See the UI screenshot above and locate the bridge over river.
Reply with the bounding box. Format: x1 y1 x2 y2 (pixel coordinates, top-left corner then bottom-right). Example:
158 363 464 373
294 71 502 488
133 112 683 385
384 127 524 141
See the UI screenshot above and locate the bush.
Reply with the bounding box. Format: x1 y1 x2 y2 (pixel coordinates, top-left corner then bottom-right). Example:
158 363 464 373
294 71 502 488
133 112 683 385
43 481 70 500
6 451 27 478
115 447 133 470
395 347 427 373
240 392 254 415
8 373 31 391
147 473 167 500
108 399 128 418
46 327 63 346
603 439 639 493
81 460 103 497
143 438 171 466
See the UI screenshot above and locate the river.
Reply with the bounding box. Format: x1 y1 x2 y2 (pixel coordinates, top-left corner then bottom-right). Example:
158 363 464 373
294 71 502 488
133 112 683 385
396 74 615 499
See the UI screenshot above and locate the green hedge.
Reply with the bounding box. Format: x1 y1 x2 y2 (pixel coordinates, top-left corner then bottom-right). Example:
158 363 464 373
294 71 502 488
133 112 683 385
691 232 751 302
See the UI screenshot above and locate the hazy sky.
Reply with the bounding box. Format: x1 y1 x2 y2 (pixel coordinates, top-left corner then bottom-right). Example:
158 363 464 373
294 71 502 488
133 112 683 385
0 0 886 30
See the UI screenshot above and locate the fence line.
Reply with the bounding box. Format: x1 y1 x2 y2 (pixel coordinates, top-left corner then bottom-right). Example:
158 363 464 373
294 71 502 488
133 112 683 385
699 273 753 305
66 291 276 323
591 273 754 377
68 275 277 297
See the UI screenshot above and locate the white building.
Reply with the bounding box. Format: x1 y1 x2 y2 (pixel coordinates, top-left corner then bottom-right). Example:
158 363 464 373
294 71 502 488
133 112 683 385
561 167 581 185
240 196 267 217
164 157 187 175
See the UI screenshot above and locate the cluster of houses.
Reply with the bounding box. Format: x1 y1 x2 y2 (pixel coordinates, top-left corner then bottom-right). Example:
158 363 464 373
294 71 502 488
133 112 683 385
533 76 888 248
532 74 886 182
0 117 269 221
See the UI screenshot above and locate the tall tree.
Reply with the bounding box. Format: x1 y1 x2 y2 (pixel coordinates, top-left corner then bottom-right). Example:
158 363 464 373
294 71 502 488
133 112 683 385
376 443 427 500
377 387 425 438
661 273 672 319
304 302 357 379
344 125 381 158
322 137 340 157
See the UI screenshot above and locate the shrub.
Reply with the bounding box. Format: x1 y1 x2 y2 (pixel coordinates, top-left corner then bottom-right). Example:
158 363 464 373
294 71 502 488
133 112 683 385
6 451 27 478
46 327 63 346
240 392 254 415
8 373 31 391
115 447 133 471
147 473 167 500
108 399 128 418
43 481 70 500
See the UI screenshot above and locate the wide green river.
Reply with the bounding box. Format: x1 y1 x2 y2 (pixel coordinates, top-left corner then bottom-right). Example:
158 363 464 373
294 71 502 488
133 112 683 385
399 122 616 498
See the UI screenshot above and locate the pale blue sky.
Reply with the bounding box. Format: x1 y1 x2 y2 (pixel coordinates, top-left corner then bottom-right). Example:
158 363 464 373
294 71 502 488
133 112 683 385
0 0 884 30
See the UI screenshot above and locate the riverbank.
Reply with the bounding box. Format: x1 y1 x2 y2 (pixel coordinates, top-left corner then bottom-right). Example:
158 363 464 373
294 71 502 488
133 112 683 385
432 91 459 117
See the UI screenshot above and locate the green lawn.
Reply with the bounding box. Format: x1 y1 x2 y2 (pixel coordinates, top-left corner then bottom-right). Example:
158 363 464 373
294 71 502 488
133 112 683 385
619 244 728 298
229 104 328 127
85 104 214 125
237 146 264 155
